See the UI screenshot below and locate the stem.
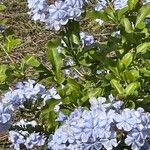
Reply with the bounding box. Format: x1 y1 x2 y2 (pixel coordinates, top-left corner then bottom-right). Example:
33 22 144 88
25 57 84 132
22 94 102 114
0 43 15 63
64 26 80 66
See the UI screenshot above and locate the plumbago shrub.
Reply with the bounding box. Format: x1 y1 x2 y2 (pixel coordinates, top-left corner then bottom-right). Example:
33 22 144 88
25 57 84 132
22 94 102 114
1 0 150 149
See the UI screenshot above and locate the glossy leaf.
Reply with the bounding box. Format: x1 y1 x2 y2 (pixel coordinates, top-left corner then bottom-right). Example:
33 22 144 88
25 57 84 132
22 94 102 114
110 79 124 94
125 82 139 95
135 3 150 28
121 52 133 68
136 42 150 54
128 0 138 10
46 39 64 83
121 18 133 33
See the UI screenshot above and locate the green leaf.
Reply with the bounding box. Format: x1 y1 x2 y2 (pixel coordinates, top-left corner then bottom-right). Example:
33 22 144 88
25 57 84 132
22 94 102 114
46 39 60 49
23 54 40 67
117 7 129 20
46 39 64 83
121 52 133 68
110 79 124 94
140 68 150 76
5 35 22 52
108 66 120 79
41 99 60 115
70 33 80 45
124 70 134 83
0 4 6 11
88 88 102 98
67 78 82 91
0 65 7 83
135 3 150 28
128 100 135 109
86 10 109 21
105 7 116 22
121 18 133 33
128 0 138 10
130 70 140 80
124 70 139 83
0 18 8 24
66 78 83 102
125 82 139 95
136 42 150 54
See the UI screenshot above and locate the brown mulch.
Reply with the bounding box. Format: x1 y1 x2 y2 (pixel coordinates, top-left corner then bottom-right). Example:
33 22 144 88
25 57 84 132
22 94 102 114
0 133 9 149
0 0 57 64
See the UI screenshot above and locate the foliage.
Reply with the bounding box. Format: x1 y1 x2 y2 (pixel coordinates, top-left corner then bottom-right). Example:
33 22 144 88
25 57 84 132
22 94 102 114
1 0 150 149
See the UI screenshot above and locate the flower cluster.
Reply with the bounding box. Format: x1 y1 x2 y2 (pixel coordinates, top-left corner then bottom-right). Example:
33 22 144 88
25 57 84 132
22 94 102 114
124 107 150 150
27 0 88 30
9 130 46 150
8 118 46 150
48 95 150 150
0 79 61 133
27 0 48 22
2 79 61 110
95 0 128 11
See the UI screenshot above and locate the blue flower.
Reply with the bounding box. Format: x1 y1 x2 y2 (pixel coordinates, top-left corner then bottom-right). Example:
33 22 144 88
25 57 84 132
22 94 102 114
55 111 67 122
83 141 102 150
66 0 84 20
47 96 150 150
115 108 140 131
48 1 69 24
2 79 47 110
80 32 95 46
100 138 118 150
0 24 7 33
95 0 128 11
95 0 106 11
9 131 25 150
125 135 144 150
108 94 123 110
2 89 25 110
145 17 150 25
140 141 149 150
0 103 12 133
2 80 61 113
113 0 128 10
41 87 61 101
89 96 110 111
27 0 48 21
48 97 119 149
124 108 150 150
25 132 46 149
27 0 87 30
23 80 46 99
